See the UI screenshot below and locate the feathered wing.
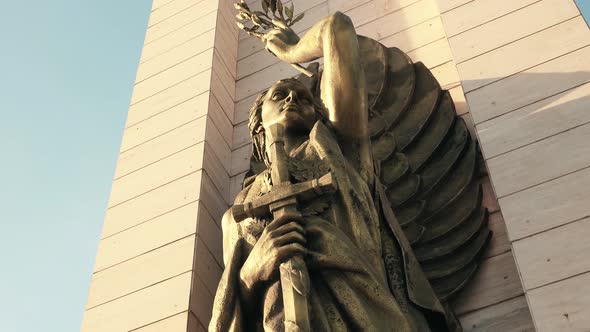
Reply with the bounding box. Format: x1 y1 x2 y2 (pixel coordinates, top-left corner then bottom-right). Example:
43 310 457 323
291 38 490 307
358 37 492 303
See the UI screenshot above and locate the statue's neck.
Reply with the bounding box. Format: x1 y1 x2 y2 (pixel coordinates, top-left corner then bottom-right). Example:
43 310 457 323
283 131 308 156
265 128 309 159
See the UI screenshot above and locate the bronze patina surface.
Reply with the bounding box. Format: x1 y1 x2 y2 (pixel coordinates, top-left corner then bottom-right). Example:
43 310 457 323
210 1 491 331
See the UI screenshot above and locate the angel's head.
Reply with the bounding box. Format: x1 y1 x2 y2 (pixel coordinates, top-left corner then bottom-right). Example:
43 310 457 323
249 78 326 165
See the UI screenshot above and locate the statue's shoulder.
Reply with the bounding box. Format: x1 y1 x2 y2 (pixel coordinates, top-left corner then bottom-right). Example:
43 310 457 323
233 170 272 205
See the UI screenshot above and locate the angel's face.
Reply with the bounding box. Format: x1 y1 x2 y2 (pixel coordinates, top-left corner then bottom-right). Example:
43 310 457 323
261 81 317 133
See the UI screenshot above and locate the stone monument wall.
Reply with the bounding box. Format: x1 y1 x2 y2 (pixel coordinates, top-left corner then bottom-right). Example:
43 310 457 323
440 0 590 330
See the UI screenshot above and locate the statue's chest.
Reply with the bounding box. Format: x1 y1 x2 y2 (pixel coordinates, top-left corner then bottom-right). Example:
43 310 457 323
239 152 333 243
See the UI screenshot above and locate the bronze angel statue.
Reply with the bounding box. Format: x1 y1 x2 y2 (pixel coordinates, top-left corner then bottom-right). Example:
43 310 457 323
210 2 490 331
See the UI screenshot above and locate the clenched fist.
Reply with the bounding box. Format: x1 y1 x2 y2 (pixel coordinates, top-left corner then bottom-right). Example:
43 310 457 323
263 19 300 63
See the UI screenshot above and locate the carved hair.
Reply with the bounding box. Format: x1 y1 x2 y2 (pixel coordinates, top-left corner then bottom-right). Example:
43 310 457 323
248 78 327 167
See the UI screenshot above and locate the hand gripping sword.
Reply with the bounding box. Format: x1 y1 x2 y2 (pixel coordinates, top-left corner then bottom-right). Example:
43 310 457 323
231 124 337 331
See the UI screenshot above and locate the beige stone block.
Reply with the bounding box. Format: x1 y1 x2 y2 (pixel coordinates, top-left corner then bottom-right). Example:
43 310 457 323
95 202 199 272
380 16 445 52
145 1 219 44
458 17 590 92
123 92 209 149
196 201 223 266
188 311 207 332
230 171 248 203
190 275 215 328
110 143 205 207
451 252 524 315
286 1 330 33
211 68 236 122
431 60 460 89
435 0 471 13
141 11 217 63
354 0 439 41
292 0 329 12
467 45 590 124
128 69 212 126
81 272 192 332
458 296 534 332
499 166 590 240
238 33 267 61
203 141 230 203
514 217 590 290
115 117 207 179
232 121 250 150
234 93 257 124
527 272 590 331
442 0 538 37
485 212 510 259
214 30 237 81
231 144 252 176
126 90 209 130
208 93 233 147
478 82 590 159
328 0 373 13
448 85 468 116
236 61 300 101
149 0 206 27
194 237 223 295
220 0 239 24
131 311 190 331
450 0 579 63
137 30 216 83
218 8 237 37
407 38 453 69
152 0 176 11
237 46 282 80
132 48 214 104
460 112 476 139
214 10 239 71
204 115 232 170
212 49 236 98
87 236 196 308
487 122 590 197
346 0 424 28
103 171 203 238
200 171 229 222
290 1 330 33
481 176 500 214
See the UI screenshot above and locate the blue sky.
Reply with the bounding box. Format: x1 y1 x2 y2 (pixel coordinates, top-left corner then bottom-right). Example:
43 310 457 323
0 1 150 331
578 0 590 25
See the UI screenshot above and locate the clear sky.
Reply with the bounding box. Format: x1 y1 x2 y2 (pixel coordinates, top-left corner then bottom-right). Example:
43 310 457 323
578 0 590 25
0 1 150 331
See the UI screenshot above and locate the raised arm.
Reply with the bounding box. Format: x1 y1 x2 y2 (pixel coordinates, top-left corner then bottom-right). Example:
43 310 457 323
265 12 372 176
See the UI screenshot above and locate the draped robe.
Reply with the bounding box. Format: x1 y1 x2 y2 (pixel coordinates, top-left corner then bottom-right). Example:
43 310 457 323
209 122 456 331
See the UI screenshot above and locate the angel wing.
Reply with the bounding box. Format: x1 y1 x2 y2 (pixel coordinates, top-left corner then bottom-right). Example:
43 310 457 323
361 37 492 302
293 39 491 306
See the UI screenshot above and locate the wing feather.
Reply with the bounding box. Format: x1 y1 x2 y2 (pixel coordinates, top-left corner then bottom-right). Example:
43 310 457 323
362 38 492 303
293 38 492 308
393 62 441 151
